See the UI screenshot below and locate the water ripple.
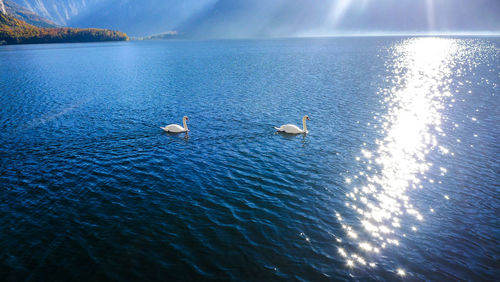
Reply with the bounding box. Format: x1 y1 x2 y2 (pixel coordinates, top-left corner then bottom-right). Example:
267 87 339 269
0 38 498 280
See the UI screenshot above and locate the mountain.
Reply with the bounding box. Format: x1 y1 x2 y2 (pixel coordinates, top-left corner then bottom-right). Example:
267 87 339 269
9 0 99 26
8 0 500 38
3 0 57 27
10 0 216 36
0 10 128 45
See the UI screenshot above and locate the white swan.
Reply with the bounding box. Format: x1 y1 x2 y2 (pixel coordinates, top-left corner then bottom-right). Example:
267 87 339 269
161 116 189 133
275 115 310 134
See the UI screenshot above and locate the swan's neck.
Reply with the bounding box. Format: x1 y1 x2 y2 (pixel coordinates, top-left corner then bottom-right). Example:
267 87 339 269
183 119 188 130
302 118 307 132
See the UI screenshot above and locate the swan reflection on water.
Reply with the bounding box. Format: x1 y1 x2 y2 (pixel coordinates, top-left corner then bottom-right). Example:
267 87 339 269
275 131 304 139
165 131 189 141
336 37 463 276
275 131 309 146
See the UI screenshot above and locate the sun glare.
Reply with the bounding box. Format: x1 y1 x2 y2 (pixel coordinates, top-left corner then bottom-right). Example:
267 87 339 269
337 37 461 276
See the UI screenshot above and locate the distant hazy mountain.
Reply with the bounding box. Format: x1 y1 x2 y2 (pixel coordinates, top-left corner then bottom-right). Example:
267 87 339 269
3 0 57 27
179 0 328 38
181 0 500 38
9 0 500 37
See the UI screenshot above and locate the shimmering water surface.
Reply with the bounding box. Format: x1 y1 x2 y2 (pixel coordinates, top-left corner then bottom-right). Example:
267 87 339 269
0 37 499 281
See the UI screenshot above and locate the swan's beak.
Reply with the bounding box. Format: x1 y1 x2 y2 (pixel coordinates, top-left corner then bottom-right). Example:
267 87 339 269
307 117 310 120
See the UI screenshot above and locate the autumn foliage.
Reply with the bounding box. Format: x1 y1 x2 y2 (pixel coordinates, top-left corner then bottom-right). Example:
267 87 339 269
0 12 128 45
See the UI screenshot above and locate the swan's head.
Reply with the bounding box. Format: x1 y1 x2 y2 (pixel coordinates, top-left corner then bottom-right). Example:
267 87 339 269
303 115 310 121
183 116 189 121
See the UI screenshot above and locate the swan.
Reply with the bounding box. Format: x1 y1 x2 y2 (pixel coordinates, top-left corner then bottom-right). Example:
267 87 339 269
161 116 189 133
275 115 310 134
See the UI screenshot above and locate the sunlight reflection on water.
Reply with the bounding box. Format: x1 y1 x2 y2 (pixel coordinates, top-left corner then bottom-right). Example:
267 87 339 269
337 38 462 274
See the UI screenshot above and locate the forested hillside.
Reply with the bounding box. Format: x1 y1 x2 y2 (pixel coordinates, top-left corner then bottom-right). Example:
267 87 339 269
0 12 128 45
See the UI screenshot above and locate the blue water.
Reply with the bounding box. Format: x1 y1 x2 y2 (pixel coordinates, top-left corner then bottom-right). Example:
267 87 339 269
0 37 498 281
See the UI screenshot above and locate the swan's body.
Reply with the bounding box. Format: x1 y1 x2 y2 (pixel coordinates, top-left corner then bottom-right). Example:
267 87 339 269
161 116 189 133
275 115 310 134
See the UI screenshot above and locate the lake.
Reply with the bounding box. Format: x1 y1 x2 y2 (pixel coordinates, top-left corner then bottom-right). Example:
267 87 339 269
0 37 498 280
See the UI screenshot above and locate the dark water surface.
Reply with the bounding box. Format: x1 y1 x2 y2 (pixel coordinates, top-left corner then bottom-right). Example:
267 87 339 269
0 37 499 281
